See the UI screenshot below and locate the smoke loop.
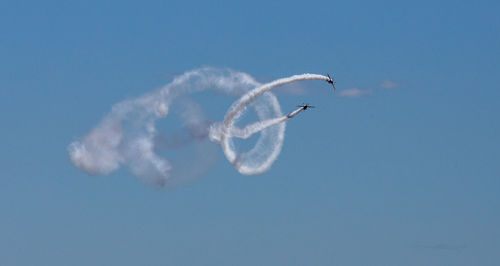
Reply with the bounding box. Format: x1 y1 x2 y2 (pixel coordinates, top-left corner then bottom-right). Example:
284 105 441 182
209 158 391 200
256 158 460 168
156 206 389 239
68 68 330 186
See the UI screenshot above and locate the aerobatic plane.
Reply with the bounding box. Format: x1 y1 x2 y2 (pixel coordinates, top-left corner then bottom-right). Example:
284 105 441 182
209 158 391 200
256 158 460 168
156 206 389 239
297 104 316 110
286 104 315 118
327 73 336 91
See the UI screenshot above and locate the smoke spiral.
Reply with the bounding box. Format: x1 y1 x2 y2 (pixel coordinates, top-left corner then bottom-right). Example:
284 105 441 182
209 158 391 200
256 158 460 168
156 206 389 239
68 67 330 186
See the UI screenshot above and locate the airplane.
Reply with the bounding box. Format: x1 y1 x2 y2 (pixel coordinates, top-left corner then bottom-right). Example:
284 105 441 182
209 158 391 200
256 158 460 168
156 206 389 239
286 104 316 118
297 104 316 110
327 73 336 91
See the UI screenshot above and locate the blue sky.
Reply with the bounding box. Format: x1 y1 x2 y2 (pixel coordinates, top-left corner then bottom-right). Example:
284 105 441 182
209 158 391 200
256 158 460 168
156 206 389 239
1 0 499 265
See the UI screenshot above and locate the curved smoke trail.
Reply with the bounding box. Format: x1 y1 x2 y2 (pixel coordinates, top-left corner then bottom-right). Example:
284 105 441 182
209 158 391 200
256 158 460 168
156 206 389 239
217 74 330 175
68 68 330 186
210 106 305 141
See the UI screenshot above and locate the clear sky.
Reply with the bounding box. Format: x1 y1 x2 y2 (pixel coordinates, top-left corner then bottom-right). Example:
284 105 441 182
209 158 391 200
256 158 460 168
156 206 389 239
1 0 499 265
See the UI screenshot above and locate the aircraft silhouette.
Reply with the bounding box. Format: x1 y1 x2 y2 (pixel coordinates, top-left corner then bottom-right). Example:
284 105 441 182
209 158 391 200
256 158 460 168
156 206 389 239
327 73 336 91
297 104 316 110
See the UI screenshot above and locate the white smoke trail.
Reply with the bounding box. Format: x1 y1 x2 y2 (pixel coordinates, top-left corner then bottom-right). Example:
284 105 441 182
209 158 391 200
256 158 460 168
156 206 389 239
210 106 305 141
68 68 330 186
218 74 330 175
69 68 263 186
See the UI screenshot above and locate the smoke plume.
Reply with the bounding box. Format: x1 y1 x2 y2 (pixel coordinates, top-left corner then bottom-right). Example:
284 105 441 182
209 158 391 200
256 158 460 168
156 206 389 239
68 68 330 186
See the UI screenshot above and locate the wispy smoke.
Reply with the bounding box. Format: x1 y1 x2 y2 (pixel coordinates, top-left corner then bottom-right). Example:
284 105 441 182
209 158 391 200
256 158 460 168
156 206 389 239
379 79 400 89
335 79 400 99
69 68 331 187
337 88 374 98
